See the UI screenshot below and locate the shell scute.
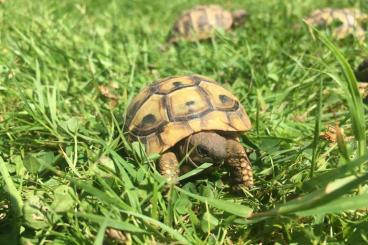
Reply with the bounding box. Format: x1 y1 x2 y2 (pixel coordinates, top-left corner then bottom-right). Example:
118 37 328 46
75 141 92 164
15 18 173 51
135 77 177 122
129 94 168 134
157 76 197 94
168 87 209 119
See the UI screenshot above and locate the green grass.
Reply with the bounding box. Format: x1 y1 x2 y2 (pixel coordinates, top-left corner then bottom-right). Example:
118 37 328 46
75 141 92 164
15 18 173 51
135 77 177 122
1 0 368 244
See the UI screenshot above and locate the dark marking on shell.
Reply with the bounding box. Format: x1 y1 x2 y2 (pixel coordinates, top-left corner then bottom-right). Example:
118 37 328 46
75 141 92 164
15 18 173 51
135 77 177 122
219 94 232 104
173 81 183 87
142 114 156 125
125 93 152 128
183 20 192 35
173 23 180 34
174 108 212 121
164 95 174 121
156 123 166 134
191 75 215 84
196 85 214 110
191 75 203 85
125 102 140 123
225 111 232 126
156 133 164 145
149 85 160 94
155 83 196 95
132 121 169 137
185 100 195 106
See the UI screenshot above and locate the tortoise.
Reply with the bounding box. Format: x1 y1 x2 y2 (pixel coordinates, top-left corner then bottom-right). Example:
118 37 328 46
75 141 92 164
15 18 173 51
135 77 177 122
305 8 368 42
167 5 248 43
355 59 368 82
355 59 368 103
124 75 253 189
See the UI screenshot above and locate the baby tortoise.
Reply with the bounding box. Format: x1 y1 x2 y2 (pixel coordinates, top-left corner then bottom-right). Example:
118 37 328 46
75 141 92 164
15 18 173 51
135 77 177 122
167 5 247 43
124 75 253 189
355 59 368 103
305 8 368 42
355 59 368 82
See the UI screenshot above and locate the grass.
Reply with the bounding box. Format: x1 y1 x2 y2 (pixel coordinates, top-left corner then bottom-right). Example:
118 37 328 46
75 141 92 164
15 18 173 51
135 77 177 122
1 0 368 244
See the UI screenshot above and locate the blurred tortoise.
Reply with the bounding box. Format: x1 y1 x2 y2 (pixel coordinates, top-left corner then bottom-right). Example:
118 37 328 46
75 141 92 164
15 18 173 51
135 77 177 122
305 8 368 42
124 75 253 189
355 59 368 82
167 5 248 43
355 59 368 103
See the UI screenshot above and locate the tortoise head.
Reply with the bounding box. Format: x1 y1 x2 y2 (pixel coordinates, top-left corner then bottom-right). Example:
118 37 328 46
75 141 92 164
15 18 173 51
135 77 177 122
180 131 227 166
231 9 248 27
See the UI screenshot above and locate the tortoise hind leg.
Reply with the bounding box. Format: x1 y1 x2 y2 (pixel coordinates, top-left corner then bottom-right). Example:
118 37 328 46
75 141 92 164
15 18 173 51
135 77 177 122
158 151 180 184
226 138 253 189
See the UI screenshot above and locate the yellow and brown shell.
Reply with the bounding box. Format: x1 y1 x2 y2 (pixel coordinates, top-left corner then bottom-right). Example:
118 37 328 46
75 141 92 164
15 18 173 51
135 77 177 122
124 75 251 155
168 5 242 42
305 8 368 42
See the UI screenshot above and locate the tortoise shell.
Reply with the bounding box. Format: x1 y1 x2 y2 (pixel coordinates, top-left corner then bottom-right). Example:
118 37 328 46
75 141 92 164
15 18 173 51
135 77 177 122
124 75 251 154
305 8 368 42
168 5 235 42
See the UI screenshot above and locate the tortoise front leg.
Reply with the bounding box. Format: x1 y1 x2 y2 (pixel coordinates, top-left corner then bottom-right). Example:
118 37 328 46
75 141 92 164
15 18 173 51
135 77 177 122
226 138 253 189
158 151 179 184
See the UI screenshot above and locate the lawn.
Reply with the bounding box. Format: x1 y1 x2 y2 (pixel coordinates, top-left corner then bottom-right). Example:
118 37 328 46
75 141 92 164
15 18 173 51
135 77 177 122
1 0 368 244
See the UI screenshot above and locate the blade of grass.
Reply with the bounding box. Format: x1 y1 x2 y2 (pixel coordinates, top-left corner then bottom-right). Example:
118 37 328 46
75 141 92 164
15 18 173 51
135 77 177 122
39 163 134 211
310 79 322 178
0 157 23 215
0 157 23 244
303 154 368 191
315 28 366 157
175 187 252 217
93 219 107 245
68 179 134 212
251 166 368 219
121 210 189 244
76 213 145 233
178 162 213 181
296 193 368 216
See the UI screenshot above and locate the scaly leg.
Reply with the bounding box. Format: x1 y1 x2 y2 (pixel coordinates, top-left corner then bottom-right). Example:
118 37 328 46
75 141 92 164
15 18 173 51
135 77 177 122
226 138 253 189
158 151 179 184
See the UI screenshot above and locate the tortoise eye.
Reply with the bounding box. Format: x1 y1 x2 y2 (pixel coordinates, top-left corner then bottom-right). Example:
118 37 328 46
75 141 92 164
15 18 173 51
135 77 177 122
196 145 209 157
